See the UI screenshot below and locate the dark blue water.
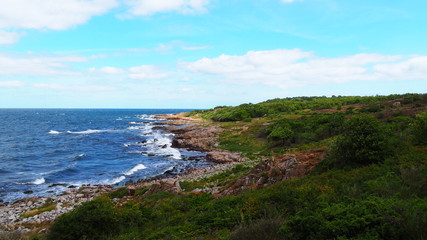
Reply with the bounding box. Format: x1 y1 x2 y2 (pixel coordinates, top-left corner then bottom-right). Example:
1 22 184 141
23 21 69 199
0 109 208 203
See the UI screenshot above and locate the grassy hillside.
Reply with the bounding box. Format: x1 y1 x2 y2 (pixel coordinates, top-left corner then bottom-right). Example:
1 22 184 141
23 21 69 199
38 94 426 240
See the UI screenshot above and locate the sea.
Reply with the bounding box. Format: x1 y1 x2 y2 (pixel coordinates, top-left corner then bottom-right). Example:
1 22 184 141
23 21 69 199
0 109 210 204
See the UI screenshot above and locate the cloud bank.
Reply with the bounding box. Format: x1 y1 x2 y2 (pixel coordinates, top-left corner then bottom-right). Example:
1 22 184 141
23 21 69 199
185 49 427 88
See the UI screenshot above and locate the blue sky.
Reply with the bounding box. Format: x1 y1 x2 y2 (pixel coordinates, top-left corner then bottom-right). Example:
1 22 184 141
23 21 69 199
0 0 426 108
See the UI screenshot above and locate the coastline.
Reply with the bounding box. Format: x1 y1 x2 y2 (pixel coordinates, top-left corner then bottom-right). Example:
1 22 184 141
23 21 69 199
0 112 245 232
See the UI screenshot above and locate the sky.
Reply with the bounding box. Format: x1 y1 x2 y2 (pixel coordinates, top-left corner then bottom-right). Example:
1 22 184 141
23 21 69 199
0 0 426 108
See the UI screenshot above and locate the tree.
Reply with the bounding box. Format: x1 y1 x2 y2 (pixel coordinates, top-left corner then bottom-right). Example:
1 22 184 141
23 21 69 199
332 115 391 165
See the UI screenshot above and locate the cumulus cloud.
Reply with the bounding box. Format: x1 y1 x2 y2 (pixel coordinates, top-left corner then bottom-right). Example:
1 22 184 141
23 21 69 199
185 49 425 88
89 66 126 74
0 81 25 88
0 53 88 76
34 83 115 91
128 65 169 80
0 0 118 30
124 0 210 16
0 31 25 45
89 65 169 80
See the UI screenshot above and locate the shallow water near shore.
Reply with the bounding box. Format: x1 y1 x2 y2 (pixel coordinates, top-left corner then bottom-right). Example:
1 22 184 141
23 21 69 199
0 109 209 203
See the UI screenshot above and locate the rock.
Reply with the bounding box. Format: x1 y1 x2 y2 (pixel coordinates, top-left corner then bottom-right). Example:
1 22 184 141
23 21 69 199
215 151 325 198
393 102 401 108
127 186 136 196
143 178 182 196
206 150 243 163
191 188 205 194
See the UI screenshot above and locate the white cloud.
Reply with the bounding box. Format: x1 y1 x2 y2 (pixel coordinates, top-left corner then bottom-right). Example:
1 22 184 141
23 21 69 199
0 0 118 30
89 66 126 74
0 31 25 45
0 81 25 88
124 0 210 16
0 53 87 76
185 49 425 88
128 65 169 80
89 65 169 80
34 83 115 91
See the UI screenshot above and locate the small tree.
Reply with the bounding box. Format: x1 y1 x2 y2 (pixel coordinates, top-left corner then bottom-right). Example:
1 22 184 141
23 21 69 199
332 115 390 165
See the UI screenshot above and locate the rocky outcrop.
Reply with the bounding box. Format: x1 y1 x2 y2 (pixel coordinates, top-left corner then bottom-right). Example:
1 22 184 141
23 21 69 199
168 125 223 151
215 149 326 198
205 150 243 163
159 114 245 164
141 178 182 196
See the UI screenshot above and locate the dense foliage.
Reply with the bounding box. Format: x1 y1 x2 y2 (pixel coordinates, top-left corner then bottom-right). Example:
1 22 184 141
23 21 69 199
331 115 392 165
44 94 427 240
188 93 425 122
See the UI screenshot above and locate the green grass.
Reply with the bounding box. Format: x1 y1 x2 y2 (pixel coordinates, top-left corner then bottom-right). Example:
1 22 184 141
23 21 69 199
180 164 253 191
22 201 57 218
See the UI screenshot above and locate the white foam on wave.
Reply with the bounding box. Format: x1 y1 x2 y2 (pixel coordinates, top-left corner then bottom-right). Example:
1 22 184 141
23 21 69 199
124 164 147 176
66 129 112 134
138 114 157 120
32 178 45 185
108 176 126 185
145 131 181 159
127 124 154 135
48 130 61 134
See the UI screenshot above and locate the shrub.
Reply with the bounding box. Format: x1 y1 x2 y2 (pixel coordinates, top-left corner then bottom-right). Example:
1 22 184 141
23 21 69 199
229 218 284 240
411 112 427 145
331 115 391 165
47 196 120 240
279 198 404 240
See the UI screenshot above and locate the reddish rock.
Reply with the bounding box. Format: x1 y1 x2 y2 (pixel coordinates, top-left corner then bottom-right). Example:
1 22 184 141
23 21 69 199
143 178 182 196
215 150 326 198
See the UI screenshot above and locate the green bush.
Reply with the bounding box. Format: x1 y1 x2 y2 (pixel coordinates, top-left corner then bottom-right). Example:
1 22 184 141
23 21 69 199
48 196 120 240
331 115 392 165
411 112 427 145
280 198 403 240
229 218 284 240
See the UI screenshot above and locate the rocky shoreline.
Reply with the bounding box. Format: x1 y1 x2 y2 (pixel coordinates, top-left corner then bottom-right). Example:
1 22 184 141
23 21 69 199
0 113 245 232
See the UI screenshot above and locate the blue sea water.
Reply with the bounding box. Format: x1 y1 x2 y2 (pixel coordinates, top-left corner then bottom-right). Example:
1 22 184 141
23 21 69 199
0 109 209 203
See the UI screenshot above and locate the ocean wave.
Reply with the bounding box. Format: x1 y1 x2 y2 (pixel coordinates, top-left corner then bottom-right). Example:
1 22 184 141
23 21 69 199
145 131 181 159
66 129 112 134
107 176 126 185
137 114 157 120
32 178 45 185
48 130 61 134
75 153 86 159
124 164 147 176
